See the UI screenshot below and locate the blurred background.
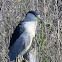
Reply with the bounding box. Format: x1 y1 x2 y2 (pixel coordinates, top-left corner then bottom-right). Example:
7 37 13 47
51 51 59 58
0 0 62 62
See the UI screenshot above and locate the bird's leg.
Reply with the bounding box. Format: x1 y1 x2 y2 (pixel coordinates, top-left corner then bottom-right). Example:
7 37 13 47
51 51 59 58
21 56 24 60
18 54 23 62
21 56 28 62
15 56 18 62
16 57 18 62
22 59 28 62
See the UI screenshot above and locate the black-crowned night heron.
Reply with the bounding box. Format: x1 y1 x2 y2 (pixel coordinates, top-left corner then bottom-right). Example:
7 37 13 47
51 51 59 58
8 11 44 61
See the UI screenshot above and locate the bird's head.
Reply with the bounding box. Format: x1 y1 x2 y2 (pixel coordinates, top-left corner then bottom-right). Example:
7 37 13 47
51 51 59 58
25 11 44 23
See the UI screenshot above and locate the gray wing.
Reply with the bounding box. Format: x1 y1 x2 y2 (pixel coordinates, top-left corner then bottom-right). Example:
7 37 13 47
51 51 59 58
8 31 31 61
8 21 31 61
9 21 25 49
8 36 25 61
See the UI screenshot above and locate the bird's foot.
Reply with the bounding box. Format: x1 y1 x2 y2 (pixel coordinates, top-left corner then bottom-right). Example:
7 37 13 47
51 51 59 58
22 59 28 62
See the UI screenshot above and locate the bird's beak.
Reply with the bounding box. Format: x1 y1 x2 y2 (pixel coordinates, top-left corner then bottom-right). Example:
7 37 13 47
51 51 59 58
36 15 45 24
38 17 44 24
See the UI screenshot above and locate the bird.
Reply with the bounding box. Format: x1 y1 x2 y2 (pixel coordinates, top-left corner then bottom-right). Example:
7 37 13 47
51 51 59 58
8 11 44 61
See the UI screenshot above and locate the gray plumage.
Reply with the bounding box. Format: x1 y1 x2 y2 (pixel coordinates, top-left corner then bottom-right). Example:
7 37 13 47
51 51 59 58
8 11 44 61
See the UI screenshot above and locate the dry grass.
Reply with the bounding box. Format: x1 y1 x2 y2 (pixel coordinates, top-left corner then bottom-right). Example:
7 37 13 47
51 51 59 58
0 0 62 62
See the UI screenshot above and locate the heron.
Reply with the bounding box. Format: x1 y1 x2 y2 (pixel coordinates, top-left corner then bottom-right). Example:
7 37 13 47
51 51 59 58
8 11 44 61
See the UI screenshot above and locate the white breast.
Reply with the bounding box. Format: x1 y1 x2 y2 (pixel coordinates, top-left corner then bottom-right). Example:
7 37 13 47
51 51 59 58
24 21 37 38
